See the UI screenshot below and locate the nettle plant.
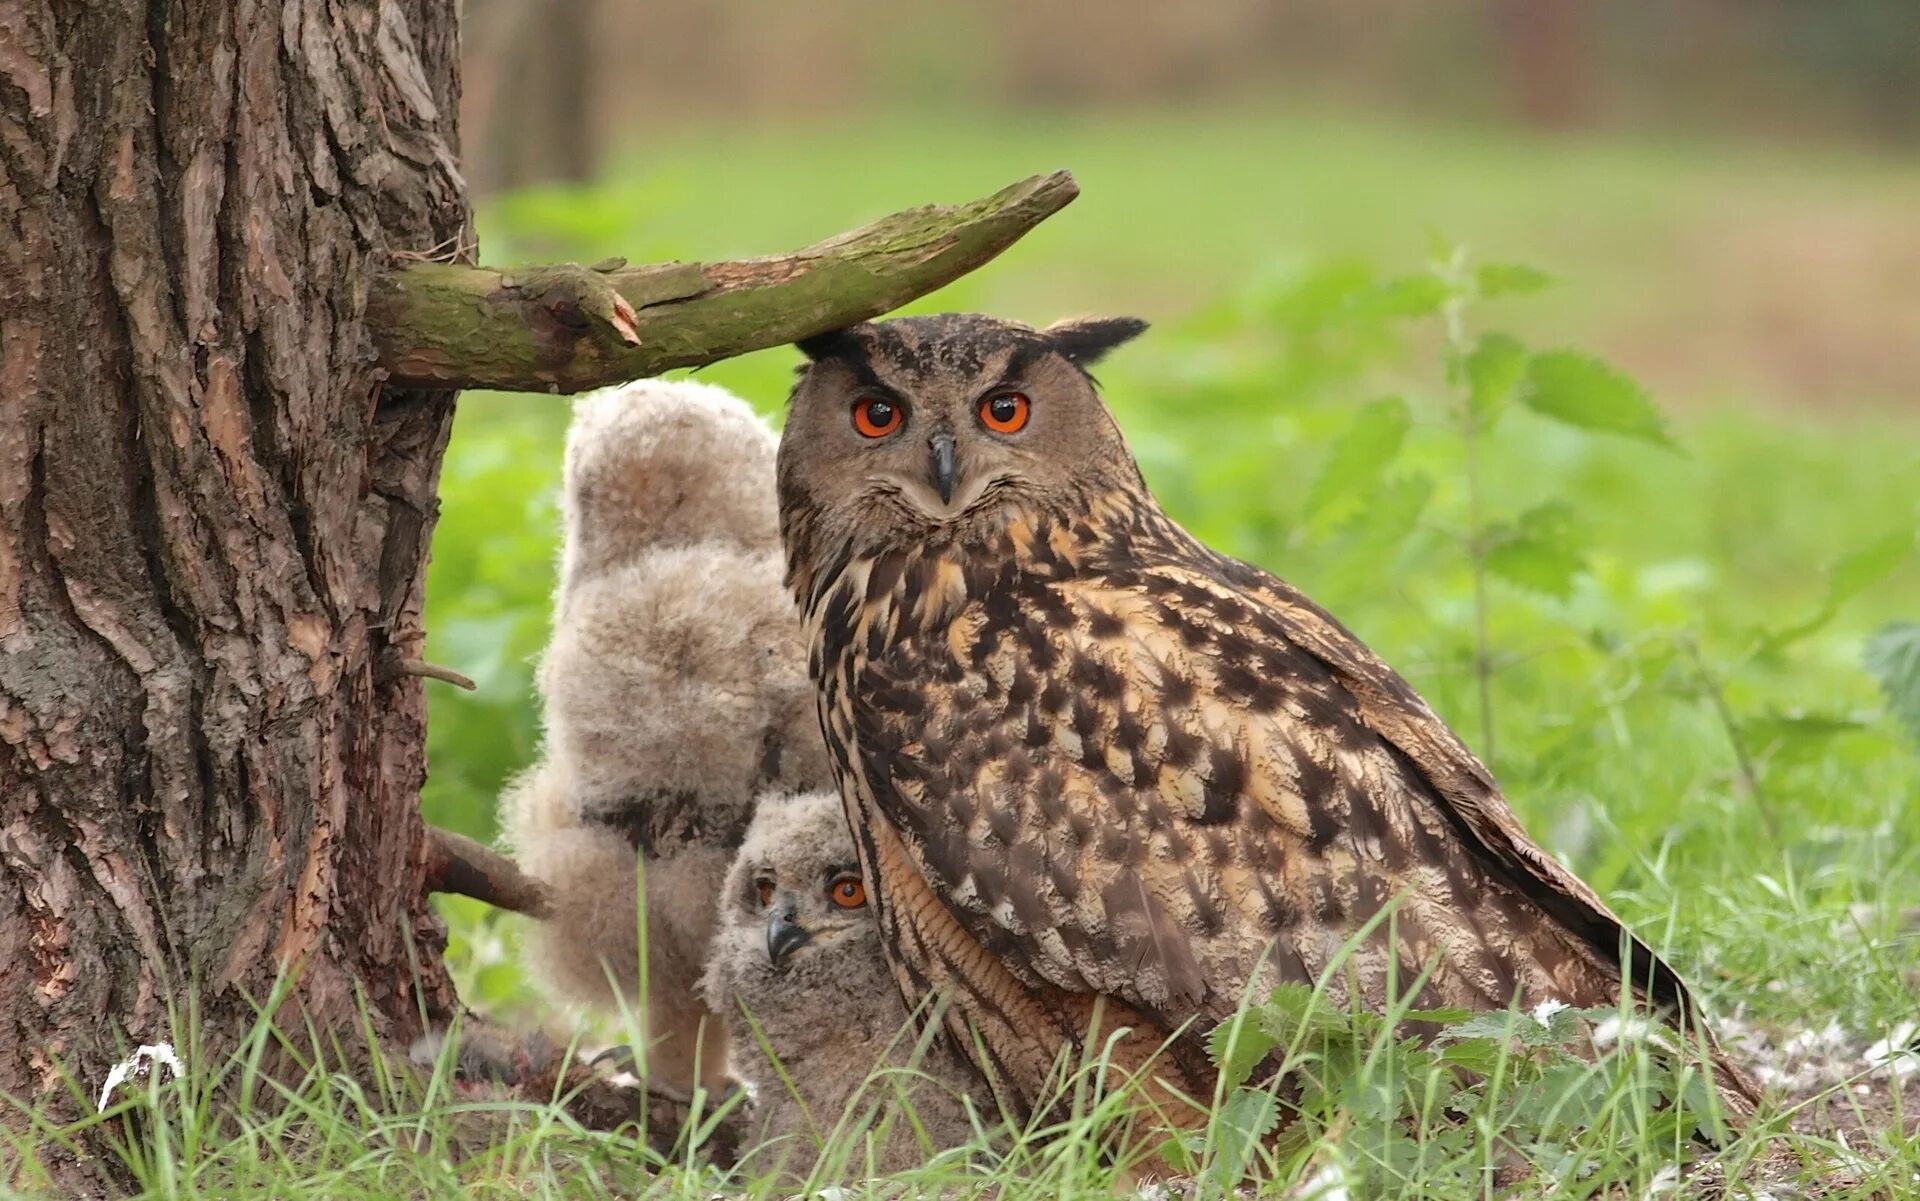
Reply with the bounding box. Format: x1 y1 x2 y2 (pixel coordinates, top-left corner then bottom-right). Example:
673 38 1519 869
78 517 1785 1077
1361 239 1676 763
1138 238 1914 798
1177 978 1728 1195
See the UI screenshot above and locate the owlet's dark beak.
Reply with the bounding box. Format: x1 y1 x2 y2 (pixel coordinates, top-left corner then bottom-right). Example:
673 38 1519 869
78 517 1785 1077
928 430 958 505
765 894 812 968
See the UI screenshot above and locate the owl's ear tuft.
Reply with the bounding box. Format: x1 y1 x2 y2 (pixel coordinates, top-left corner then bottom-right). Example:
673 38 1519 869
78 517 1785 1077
795 325 869 363
1044 317 1148 366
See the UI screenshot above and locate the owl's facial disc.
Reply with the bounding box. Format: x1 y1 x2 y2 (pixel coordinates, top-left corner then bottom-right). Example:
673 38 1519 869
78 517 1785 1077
764 888 870 968
881 423 1004 522
780 314 1149 556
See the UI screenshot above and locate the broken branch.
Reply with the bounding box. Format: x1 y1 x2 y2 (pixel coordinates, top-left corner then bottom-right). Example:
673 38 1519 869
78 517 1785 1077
424 826 551 919
399 659 477 691
367 171 1080 393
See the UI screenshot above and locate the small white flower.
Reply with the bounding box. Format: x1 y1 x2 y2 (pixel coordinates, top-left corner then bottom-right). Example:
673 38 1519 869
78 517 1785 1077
1640 1163 1681 1199
97 1043 185 1112
1592 1015 1653 1049
1294 1162 1351 1201
1530 999 1570 1026
1863 1021 1919 1081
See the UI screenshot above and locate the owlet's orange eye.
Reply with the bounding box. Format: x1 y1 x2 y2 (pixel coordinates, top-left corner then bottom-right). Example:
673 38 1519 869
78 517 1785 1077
755 879 775 908
852 397 903 438
828 875 867 909
979 391 1031 434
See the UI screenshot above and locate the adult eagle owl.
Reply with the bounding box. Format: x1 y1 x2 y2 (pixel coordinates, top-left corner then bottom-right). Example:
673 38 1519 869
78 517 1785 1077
775 313 1756 1126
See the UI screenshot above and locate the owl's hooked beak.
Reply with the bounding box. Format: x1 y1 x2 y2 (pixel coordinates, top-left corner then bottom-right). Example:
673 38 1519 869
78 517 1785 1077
928 430 958 506
765 894 812 968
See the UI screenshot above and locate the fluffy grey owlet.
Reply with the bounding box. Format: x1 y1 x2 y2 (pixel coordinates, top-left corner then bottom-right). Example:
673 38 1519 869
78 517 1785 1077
700 790 989 1177
503 378 832 1099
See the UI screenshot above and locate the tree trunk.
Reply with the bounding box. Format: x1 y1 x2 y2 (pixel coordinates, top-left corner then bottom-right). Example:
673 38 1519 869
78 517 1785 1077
1491 0 1592 128
0 0 469 1150
476 0 599 192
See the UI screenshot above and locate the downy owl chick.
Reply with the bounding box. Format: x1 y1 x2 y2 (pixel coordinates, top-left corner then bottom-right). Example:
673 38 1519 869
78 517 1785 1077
503 378 831 1099
700 791 990 1178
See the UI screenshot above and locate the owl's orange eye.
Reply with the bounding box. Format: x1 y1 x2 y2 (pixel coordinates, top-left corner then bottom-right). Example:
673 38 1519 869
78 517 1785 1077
852 397 903 438
755 879 775 908
979 391 1030 434
828 875 867 909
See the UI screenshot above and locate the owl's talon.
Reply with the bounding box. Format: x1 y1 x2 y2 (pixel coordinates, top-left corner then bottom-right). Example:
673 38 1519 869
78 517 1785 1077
588 1043 645 1078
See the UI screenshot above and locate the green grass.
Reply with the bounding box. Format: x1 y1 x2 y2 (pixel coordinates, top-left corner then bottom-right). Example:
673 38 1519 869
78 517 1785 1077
15 107 1919 1197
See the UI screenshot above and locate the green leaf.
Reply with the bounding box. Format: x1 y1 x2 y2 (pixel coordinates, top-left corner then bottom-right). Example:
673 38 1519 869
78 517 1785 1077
1484 502 1589 599
1255 983 1339 1037
1328 472 1432 571
1475 262 1555 298
1208 1007 1279 1091
1435 1011 1528 1045
1251 983 1366 1056
1403 1007 1477 1027
1355 273 1452 319
1434 1003 1609 1051
1305 398 1410 518
1865 622 1920 745
1463 332 1527 424
1154 1133 1203 1178
1739 711 1872 766
1825 527 1914 611
1760 527 1914 653
1435 1038 1506 1077
1520 350 1676 449
1203 1089 1281 1190
1261 258 1381 332
1527 1060 1615 1125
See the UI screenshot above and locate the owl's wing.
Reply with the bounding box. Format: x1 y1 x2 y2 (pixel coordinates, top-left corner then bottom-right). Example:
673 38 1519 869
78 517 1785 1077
1198 551 1697 1016
852 545 1692 1037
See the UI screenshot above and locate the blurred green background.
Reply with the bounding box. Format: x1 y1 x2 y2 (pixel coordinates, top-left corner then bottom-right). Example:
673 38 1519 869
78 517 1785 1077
427 1 1918 1028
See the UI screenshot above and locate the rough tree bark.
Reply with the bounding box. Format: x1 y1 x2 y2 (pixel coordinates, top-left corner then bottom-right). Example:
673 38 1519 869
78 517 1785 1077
0 1 1075 1176
0 0 470 1143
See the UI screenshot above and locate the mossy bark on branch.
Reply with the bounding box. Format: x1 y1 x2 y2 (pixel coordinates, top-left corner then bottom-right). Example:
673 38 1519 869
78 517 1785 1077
368 172 1080 393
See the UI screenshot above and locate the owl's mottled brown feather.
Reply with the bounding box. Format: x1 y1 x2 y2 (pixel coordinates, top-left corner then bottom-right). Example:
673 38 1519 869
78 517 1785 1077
779 313 1758 1129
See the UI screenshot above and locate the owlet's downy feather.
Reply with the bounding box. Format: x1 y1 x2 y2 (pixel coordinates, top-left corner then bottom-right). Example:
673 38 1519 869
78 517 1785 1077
700 791 990 1178
503 379 832 1098
775 313 1760 1129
